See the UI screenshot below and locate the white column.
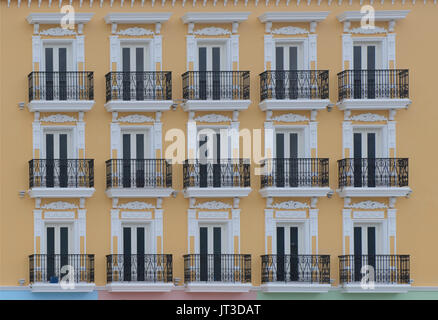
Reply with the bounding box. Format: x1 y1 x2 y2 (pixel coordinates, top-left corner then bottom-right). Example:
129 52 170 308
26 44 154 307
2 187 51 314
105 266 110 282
110 122 121 158
342 209 353 254
264 34 274 70
155 209 163 254
153 35 162 70
33 210 43 253
230 35 239 69
342 34 353 69
153 121 163 157
109 36 120 71
186 35 196 70
188 209 197 253
342 121 353 158
264 121 274 159
187 120 197 159
265 209 274 254
32 36 41 68
231 209 241 254
309 209 319 254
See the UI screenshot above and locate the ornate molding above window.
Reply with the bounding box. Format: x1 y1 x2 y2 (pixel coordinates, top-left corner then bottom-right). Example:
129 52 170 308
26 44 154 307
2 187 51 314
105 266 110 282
39 27 77 36
193 201 232 210
40 114 78 123
41 201 78 210
194 114 232 123
118 201 155 210
116 27 154 36
348 113 388 122
271 113 309 123
117 114 155 123
271 200 309 210
271 26 309 35
193 27 231 36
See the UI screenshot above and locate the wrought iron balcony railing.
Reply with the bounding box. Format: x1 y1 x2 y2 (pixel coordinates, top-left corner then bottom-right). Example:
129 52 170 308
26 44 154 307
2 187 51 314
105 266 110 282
260 158 329 188
29 159 94 188
338 158 408 188
106 159 172 189
337 69 409 101
28 71 94 101
339 255 410 284
105 71 172 102
184 254 251 283
260 70 329 101
106 254 173 283
261 255 330 284
183 159 250 188
182 71 250 100
29 254 95 283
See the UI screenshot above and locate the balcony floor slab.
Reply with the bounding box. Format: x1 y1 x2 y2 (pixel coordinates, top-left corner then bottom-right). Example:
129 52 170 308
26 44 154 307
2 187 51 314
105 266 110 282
337 98 411 111
28 100 95 113
337 187 412 198
106 282 174 292
29 187 95 198
340 283 411 293
104 100 173 112
105 188 174 198
259 187 332 198
183 187 251 198
30 283 95 293
184 282 252 293
260 283 331 293
259 99 331 111
182 100 251 112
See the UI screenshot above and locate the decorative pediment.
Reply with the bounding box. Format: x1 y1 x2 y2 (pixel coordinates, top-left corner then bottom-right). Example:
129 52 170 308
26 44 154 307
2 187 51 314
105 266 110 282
348 113 387 122
195 201 232 210
194 27 231 36
271 26 309 35
273 200 309 210
118 201 155 210
117 114 155 123
42 201 78 210
40 114 77 123
271 113 309 122
194 114 232 123
116 27 154 36
39 27 77 36
348 200 388 209
349 26 388 34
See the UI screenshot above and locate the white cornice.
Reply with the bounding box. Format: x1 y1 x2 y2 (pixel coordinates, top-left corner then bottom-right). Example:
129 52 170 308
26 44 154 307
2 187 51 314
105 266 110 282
104 13 172 24
337 10 410 22
26 13 94 25
182 12 250 24
258 12 329 23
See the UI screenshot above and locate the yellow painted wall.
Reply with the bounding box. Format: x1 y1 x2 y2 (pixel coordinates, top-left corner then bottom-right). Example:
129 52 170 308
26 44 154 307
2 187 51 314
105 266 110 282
0 0 437 288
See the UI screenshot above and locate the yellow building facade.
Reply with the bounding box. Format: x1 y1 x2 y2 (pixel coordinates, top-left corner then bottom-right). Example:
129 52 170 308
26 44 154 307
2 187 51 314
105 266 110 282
0 0 437 299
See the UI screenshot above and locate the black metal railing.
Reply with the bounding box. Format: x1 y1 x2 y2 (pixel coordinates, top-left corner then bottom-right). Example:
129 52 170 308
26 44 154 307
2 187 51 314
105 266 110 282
183 159 250 188
261 255 330 284
184 254 251 283
260 70 329 101
105 71 172 102
261 158 329 188
106 254 173 283
338 69 409 101
106 159 172 189
29 254 95 283
182 71 250 100
28 71 94 101
29 159 94 188
338 158 408 188
339 255 410 284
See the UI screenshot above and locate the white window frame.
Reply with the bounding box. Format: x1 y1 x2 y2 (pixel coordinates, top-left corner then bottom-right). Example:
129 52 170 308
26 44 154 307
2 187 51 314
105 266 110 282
37 38 80 72
118 38 154 72
195 39 230 71
197 223 228 254
196 125 232 161
41 126 78 159
43 223 74 254
276 222 306 255
118 125 154 159
343 35 392 71
273 125 311 158
353 222 384 255
273 39 307 70
121 222 154 255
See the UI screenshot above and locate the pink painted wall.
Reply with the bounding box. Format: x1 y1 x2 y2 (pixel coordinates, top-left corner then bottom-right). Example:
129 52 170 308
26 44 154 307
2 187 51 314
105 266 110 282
98 290 257 300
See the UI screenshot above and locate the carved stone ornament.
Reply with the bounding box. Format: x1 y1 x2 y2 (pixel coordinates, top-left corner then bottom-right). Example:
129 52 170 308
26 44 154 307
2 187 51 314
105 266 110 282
40 114 77 123
347 200 388 209
271 26 309 35
349 26 388 34
194 201 232 210
117 114 155 123
118 201 155 209
41 201 78 210
193 27 231 36
116 27 154 36
272 113 309 122
348 113 387 122
40 27 77 36
273 200 309 210
194 114 232 123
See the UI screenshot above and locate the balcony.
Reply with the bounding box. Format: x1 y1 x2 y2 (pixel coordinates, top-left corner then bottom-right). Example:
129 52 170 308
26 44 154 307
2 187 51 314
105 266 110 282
260 158 331 198
339 255 410 293
106 254 173 292
183 159 251 198
104 71 173 112
183 254 251 292
29 254 95 292
260 255 331 292
259 70 330 111
337 158 411 197
105 159 173 198
28 71 95 112
28 159 95 198
337 69 411 110
181 71 251 111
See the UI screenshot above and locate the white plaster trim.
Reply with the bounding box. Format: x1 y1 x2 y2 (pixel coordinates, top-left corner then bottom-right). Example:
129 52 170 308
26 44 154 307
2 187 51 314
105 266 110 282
194 27 231 35
29 188 95 199
271 113 309 122
117 114 155 123
194 201 232 209
183 187 251 198
347 200 388 209
271 26 309 35
337 10 410 22
182 12 250 24
194 114 232 123
348 113 387 122
337 99 412 111
198 211 229 219
275 211 307 219
106 283 173 292
116 27 154 36
40 114 77 123
41 201 78 210
30 283 95 292
340 283 410 293
44 211 75 220
353 211 385 219
121 211 153 219
258 12 330 23
272 200 309 209
118 201 155 209
349 26 388 34
259 99 330 112
260 283 331 293
27 13 94 25
104 13 172 24
184 282 252 292
39 27 77 36
105 188 174 199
